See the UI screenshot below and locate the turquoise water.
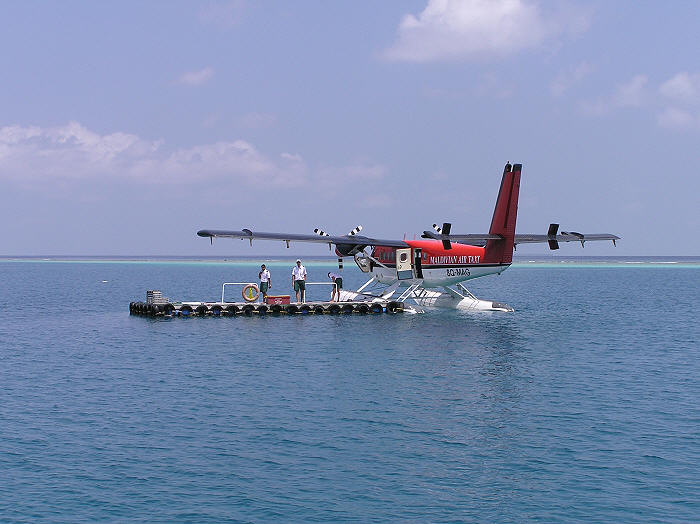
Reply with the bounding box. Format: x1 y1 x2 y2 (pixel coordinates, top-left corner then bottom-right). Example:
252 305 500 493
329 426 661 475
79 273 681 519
1 260 698 522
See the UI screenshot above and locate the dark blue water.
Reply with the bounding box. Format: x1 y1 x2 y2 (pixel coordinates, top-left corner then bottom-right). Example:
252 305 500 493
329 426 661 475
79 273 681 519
1 260 699 522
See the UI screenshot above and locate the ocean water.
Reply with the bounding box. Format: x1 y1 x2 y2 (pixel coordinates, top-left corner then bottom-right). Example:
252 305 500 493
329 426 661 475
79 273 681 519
1 259 698 522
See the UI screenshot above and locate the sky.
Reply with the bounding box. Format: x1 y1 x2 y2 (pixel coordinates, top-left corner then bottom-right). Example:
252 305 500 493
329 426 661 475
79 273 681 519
1 0 699 256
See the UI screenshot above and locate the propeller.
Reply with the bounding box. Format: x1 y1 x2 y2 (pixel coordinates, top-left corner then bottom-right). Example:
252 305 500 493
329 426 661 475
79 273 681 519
432 222 452 250
314 225 364 256
314 227 332 251
547 223 559 250
432 222 451 235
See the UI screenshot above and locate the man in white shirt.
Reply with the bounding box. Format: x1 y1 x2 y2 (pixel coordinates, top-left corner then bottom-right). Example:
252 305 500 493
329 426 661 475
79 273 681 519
258 264 271 302
328 272 343 302
291 259 307 303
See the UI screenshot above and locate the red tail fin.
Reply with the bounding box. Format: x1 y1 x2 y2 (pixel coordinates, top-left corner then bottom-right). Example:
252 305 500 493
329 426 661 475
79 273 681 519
484 162 521 264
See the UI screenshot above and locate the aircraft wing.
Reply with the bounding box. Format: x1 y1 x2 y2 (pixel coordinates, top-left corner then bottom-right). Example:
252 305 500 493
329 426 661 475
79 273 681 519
514 233 620 245
421 231 499 246
423 223 619 250
514 223 619 248
197 229 408 249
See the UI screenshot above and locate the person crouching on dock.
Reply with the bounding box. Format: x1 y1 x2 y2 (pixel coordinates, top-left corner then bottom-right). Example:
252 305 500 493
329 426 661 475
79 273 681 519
258 264 271 302
292 259 307 303
328 272 342 302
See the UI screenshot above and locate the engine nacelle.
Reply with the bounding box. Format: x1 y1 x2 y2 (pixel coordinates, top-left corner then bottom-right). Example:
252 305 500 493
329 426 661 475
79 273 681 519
335 243 365 257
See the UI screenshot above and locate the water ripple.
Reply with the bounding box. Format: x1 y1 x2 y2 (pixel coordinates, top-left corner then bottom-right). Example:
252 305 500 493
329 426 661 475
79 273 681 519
0 262 698 522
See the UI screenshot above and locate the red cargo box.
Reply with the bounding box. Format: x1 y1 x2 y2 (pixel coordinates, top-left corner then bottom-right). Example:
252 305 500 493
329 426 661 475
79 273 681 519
265 295 290 305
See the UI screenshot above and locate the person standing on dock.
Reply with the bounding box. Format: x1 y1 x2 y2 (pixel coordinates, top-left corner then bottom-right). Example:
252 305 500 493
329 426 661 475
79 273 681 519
292 259 307 303
258 264 271 303
328 272 343 302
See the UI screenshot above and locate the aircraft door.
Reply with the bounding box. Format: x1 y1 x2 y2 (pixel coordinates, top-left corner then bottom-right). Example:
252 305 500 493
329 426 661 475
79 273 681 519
396 248 413 280
414 248 423 278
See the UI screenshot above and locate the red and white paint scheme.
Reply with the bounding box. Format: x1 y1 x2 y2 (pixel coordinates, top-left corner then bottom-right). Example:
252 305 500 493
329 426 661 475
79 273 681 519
198 163 619 312
342 162 522 310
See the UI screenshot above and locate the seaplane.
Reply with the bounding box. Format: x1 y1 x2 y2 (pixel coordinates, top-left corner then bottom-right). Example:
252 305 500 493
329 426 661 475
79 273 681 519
197 163 619 311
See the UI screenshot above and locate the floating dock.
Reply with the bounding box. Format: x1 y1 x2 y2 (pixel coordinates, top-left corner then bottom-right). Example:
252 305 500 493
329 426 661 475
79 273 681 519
129 300 408 316
131 286 420 317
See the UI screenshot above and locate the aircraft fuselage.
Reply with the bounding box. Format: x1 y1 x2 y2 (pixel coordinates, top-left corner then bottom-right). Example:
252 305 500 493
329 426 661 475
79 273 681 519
370 240 509 288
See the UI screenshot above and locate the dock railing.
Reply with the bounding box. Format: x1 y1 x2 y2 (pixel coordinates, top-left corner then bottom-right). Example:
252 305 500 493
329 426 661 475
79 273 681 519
221 282 257 303
221 281 338 303
301 282 337 303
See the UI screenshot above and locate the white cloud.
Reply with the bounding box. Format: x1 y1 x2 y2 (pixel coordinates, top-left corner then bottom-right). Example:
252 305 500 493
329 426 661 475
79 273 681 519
550 62 594 97
656 72 700 129
579 74 648 116
577 72 700 131
659 72 700 103
657 107 696 129
0 122 305 187
614 74 648 107
177 67 214 86
654 72 700 130
281 152 303 163
0 123 395 196
0 122 159 179
161 141 305 186
382 0 589 62
313 162 388 201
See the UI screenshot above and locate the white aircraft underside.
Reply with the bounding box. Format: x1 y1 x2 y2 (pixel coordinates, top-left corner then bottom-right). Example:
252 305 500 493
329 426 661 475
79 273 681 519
341 257 515 312
369 264 508 287
338 284 513 312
